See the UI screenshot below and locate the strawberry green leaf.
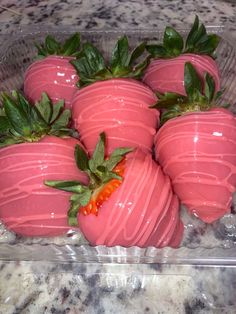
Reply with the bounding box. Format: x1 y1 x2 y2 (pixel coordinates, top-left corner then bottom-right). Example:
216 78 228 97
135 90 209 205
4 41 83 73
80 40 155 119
89 132 105 172
186 24 207 51
79 189 92 206
191 89 206 103
70 57 88 77
100 158 121 174
91 68 112 80
204 72 215 103
102 172 122 184
27 106 49 134
145 44 168 58
71 43 107 87
74 144 89 172
1 93 31 137
104 147 133 171
0 137 24 148
49 100 64 123
0 116 11 133
163 27 184 56
62 33 80 56
96 165 106 173
72 37 149 86
12 91 31 117
68 196 80 226
146 15 220 59
45 132 133 220
151 92 187 109
82 43 106 74
184 62 202 101
74 66 112 87
132 57 150 79
130 42 146 64
68 190 94 225
35 43 47 59
160 106 182 125
11 91 49 133
155 62 225 124
45 35 60 54
0 91 71 147
35 33 81 58
184 16 220 57
111 35 130 69
51 109 71 129
109 147 133 158
192 34 220 57
45 180 87 193
35 93 53 124
112 66 130 77
185 15 199 48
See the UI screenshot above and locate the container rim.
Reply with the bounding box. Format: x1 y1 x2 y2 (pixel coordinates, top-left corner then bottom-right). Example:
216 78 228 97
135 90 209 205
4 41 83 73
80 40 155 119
0 25 235 265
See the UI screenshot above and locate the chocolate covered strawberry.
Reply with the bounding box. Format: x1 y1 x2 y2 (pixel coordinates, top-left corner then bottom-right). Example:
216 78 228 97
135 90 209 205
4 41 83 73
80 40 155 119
0 92 88 237
154 62 236 223
143 16 221 95
46 133 183 248
24 33 80 109
71 36 159 155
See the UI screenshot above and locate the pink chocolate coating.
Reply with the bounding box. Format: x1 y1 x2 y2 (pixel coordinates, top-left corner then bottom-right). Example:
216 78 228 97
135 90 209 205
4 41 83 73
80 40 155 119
143 54 220 95
0 136 88 237
72 78 159 155
78 149 184 248
24 56 79 109
155 108 236 223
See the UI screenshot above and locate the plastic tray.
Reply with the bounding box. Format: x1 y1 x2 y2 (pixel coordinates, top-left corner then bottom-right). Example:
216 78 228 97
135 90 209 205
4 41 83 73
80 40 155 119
0 26 235 265
1 261 236 313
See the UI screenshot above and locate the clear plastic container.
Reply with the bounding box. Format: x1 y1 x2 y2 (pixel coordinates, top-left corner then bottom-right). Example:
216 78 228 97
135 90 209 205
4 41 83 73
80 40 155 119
1 261 236 313
0 26 235 264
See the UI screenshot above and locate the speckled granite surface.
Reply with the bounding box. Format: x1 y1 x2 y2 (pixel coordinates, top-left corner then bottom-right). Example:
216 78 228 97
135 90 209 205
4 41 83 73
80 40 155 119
0 0 236 33
0 1 236 313
1 262 236 314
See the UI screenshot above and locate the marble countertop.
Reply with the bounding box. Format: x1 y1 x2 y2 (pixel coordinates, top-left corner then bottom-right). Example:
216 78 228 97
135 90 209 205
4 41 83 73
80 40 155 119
0 0 236 33
1 261 236 314
0 0 236 313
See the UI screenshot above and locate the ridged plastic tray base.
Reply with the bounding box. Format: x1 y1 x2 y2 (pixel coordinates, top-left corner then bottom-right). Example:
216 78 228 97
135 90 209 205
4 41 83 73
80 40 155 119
0 26 235 264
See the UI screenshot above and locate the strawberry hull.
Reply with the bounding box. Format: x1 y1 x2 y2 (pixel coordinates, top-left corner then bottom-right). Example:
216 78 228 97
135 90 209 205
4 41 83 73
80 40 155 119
24 56 79 109
78 150 183 248
72 78 159 155
155 108 236 223
143 54 220 95
0 136 88 237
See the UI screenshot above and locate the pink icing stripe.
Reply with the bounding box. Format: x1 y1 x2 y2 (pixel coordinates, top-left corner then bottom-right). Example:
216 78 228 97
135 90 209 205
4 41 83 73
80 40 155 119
155 109 236 223
96 150 145 245
3 214 68 224
152 195 179 248
168 220 184 248
72 78 159 155
0 136 88 237
158 196 180 248
133 172 174 247
143 53 220 95
24 56 79 109
78 150 183 248
79 123 156 154
105 153 161 246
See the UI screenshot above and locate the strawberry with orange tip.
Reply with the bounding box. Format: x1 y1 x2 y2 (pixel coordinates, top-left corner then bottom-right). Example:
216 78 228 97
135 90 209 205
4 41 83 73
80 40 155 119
46 133 183 248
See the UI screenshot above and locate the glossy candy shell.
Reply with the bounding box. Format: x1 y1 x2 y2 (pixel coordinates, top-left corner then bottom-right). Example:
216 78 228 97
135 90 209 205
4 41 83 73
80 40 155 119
0 136 88 237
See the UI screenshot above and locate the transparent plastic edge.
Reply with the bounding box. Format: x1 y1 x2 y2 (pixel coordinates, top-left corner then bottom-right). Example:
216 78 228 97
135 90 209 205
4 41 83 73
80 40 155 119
0 243 236 265
0 25 235 265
